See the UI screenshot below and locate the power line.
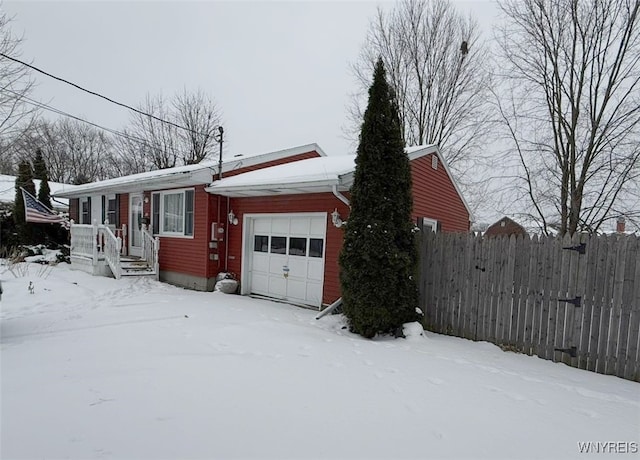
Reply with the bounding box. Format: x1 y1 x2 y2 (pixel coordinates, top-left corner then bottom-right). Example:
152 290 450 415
0 52 215 137
4 87 201 162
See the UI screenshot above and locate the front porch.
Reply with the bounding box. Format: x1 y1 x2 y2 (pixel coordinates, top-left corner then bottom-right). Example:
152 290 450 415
69 222 159 280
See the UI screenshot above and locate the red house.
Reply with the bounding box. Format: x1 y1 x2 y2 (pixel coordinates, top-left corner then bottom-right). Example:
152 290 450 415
55 143 470 309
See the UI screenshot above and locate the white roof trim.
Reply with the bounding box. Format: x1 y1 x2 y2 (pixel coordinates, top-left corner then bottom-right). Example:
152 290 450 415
53 143 326 199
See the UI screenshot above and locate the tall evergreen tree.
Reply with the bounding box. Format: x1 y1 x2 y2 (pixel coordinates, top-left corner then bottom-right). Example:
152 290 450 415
13 160 36 244
33 148 52 210
339 58 419 339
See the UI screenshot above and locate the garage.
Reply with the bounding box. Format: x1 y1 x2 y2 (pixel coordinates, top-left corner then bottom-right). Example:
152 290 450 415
244 213 326 307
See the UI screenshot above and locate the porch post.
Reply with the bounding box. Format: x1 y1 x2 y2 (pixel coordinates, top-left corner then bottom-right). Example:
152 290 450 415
92 220 99 265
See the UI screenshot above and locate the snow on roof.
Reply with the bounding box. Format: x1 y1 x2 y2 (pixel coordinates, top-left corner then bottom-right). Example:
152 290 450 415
207 155 356 191
0 175 76 208
54 143 326 198
205 145 448 198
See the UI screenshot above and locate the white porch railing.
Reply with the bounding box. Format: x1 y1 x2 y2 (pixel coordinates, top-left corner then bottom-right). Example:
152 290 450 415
141 224 160 281
70 224 99 260
100 226 122 279
70 221 124 279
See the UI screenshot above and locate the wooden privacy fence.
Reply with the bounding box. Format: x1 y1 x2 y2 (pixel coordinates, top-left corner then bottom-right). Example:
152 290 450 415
419 231 640 382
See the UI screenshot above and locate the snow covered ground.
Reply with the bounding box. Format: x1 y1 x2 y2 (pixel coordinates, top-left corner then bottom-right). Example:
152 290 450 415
1 262 638 459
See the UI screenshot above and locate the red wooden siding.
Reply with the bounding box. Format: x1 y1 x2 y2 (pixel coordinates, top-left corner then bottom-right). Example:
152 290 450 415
119 193 129 231
224 193 350 305
411 153 470 231
69 198 79 222
154 187 212 278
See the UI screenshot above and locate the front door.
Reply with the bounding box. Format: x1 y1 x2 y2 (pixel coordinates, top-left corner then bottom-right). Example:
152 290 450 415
129 194 143 257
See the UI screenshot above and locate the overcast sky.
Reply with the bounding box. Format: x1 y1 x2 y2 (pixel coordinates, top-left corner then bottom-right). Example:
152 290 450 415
4 0 500 160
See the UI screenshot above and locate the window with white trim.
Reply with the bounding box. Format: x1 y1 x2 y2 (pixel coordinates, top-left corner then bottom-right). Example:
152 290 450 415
152 188 194 237
80 197 91 224
419 217 439 233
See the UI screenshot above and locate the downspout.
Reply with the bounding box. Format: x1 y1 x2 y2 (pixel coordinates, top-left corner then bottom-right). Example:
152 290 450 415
316 184 351 320
225 196 230 272
216 195 221 269
332 184 350 208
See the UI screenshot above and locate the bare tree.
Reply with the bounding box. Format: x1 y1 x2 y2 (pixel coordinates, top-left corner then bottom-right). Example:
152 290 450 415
57 119 113 184
109 129 152 176
0 10 37 155
347 0 492 168
173 88 222 165
123 90 222 170
14 118 114 184
127 93 179 170
494 0 640 235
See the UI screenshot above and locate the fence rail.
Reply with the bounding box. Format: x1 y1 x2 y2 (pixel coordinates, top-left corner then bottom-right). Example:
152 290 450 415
420 232 640 382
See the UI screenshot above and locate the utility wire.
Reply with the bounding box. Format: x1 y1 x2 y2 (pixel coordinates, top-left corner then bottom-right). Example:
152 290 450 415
4 87 200 160
0 52 215 137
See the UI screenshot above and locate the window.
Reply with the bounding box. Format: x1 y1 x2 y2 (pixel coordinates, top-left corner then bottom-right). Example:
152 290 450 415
254 235 269 252
289 237 307 256
107 195 117 226
185 190 194 236
152 192 160 234
80 197 91 224
164 193 184 233
270 236 286 254
419 217 438 233
153 189 195 237
309 238 324 258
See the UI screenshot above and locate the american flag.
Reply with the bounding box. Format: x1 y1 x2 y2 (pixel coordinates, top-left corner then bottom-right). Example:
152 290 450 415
21 187 67 224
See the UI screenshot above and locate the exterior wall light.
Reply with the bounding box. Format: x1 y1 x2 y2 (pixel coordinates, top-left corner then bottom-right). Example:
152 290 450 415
228 210 239 225
331 208 345 228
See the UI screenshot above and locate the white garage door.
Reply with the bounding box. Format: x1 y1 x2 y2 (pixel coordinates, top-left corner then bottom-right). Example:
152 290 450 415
246 213 326 307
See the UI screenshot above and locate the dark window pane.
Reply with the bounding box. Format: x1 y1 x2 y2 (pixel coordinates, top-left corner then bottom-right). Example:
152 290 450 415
107 198 117 225
309 238 324 258
270 236 286 254
152 193 160 235
289 237 307 256
185 189 194 236
254 235 269 252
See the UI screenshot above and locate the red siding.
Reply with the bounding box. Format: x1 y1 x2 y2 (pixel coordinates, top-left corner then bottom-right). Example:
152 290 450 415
411 153 470 231
69 198 79 223
156 187 212 279
118 194 129 252
224 193 350 305
119 193 129 230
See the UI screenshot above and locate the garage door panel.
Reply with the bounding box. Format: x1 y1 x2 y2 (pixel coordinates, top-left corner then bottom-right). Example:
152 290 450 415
307 259 324 282
254 218 271 234
252 273 269 294
268 277 286 297
287 257 307 276
310 217 326 237
271 218 290 234
290 217 310 235
252 253 270 273
287 279 307 303
268 256 288 275
306 282 322 304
